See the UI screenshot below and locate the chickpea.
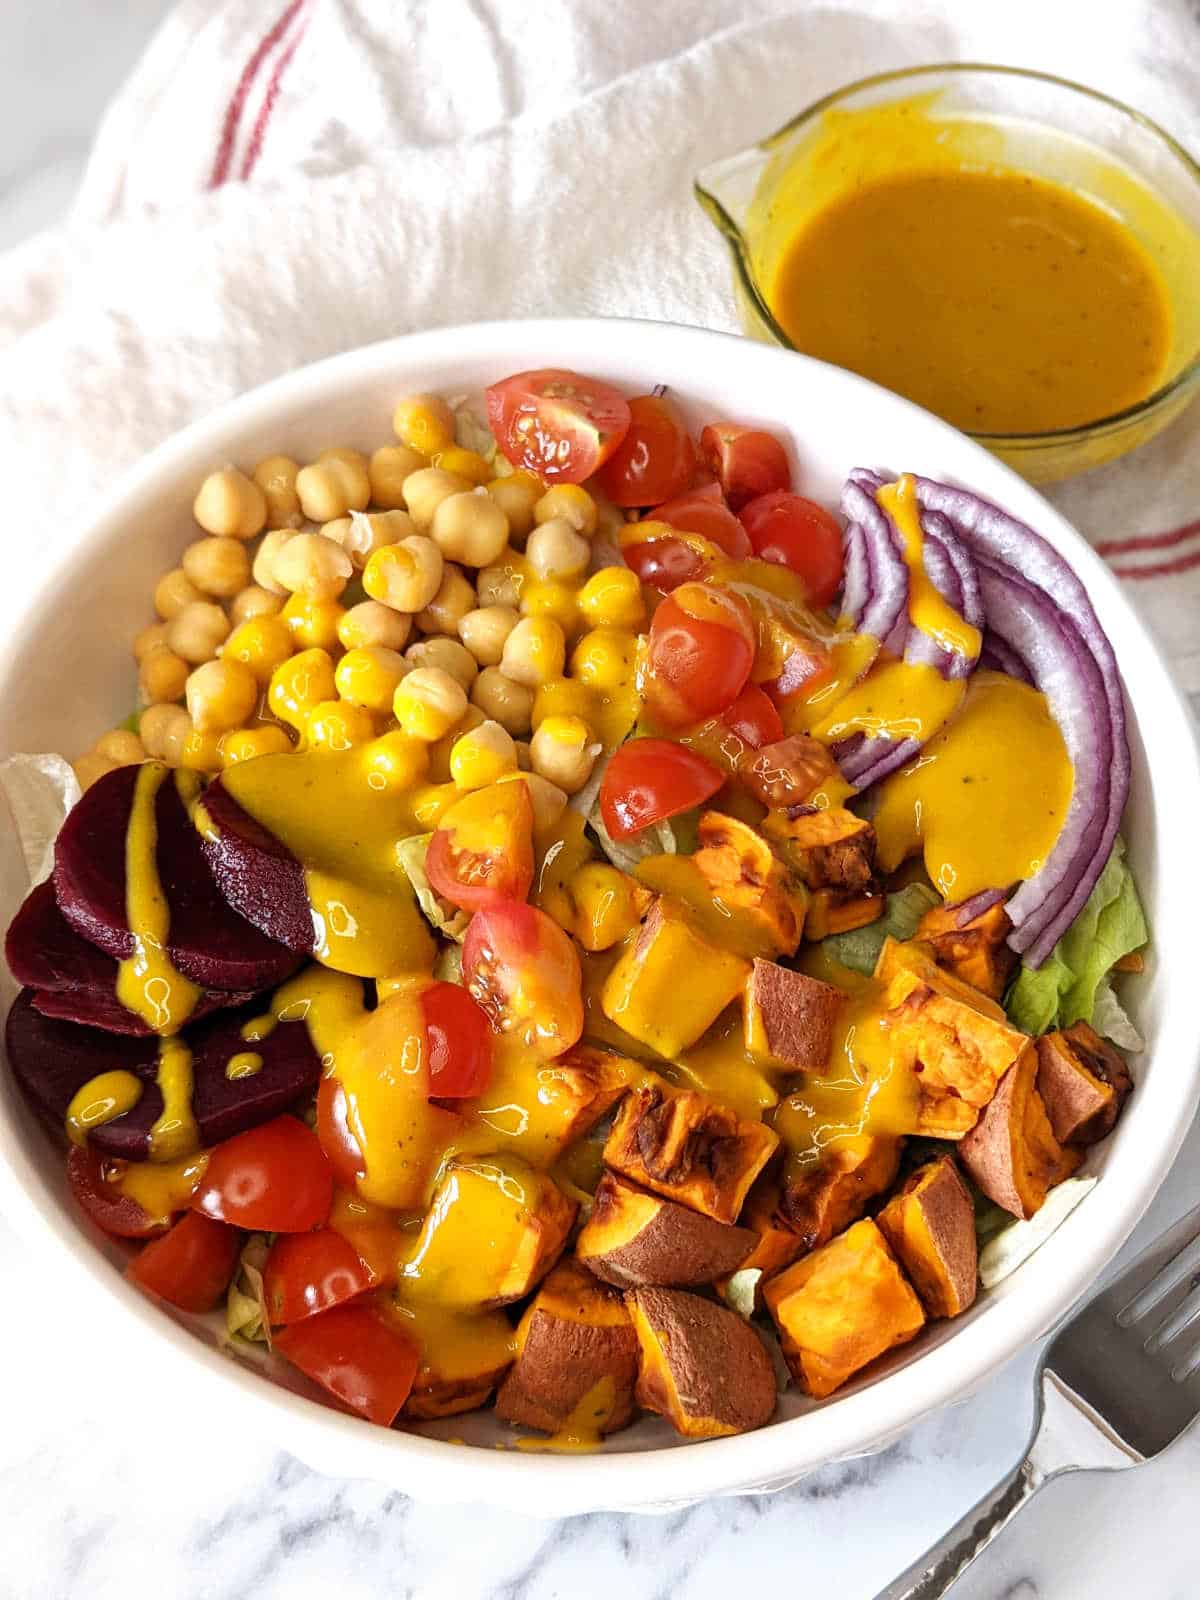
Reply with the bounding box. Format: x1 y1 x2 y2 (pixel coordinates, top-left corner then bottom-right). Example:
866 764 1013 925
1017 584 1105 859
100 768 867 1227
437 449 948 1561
305 700 377 752
369 444 427 509
94 728 145 766
220 725 293 764
525 517 590 582
520 579 579 636
271 531 353 600
252 528 298 595
326 508 414 569
590 487 627 542
334 646 408 713
165 601 230 664
426 703 486 782
499 617 566 688
337 599 412 653
449 719 518 791
431 490 509 568
138 647 190 705
222 614 294 684
393 393 456 455
476 560 526 609
268 647 338 732
434 446 492 486
534 484 597 536
457 605 518 667
252 454 303 530
154 567 203 621
280 593 345 652
230 584 285 624
193 467 268 540
295 453 371 523
514 739 533 771
415 564 475 636
406 636 477 691
571 626 638 690
182 536 251 599
133 622 169 662
401 467 471 530
500 770 568 830
139 704 192 764
362 536 444 614
186 658 259 734
577 565 645 630
486 473 541 543
529 714 598 795
73 752 118 792
471 667 534 736
393 666 469 742
365 730 429 792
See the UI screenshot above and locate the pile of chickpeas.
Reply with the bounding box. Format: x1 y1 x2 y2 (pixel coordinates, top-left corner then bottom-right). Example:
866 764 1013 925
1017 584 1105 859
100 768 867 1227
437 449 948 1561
75 394 648 819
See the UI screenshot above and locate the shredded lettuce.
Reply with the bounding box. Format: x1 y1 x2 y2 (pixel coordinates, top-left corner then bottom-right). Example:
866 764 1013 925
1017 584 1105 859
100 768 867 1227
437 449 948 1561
0 753 81 887
978 1177 1097 1288
395 833 470 942
1007 840 1146 1045
433 942 464 984
452 402 498 463
223 1233 272 1346
820 882 940 976
723 1268 762 1320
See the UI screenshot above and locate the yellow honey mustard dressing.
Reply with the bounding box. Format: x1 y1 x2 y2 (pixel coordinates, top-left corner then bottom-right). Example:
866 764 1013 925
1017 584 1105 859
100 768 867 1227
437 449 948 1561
878 477 982 660
383 1295 517 1406
225 1052 263 1080
65 1070 144 1146
514 1377 619 1453
872 669 1073 901
767 167 1171 435
148 1036 200 1162
218 743 434 979
114 1151 208 1226
114 763 203 1034
809 658 966 749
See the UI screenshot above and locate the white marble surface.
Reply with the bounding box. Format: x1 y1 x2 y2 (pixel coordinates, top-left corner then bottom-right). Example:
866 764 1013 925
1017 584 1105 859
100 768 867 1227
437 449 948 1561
3 5 1200 1599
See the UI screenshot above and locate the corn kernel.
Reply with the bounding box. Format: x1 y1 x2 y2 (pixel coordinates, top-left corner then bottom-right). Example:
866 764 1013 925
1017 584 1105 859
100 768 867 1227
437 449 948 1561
281 592 346 652
519 578 579 635
393 394 456 456
222 615 294 684
220 725 293 765
365 730 429 792
532 677 595 729
568 862 646 951
393 666 468 742
434 446 492 486
335 646 408 713
570 627 637 692
449 719 518 792
305 699 377 752
408 780 460 828
577 566 645 629
268 648 338 731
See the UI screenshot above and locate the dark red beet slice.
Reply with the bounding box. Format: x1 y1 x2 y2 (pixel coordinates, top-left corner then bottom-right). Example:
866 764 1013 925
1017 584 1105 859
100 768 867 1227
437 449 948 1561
7 881 253 1035
5 987 325 1160
199 777 316 955
52 764 303 991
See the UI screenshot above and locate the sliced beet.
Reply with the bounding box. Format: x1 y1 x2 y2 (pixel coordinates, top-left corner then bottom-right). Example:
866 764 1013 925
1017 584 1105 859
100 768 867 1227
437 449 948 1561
6 881 252 1036
5 988 324 1160
199 777 315 955
52 764 303 991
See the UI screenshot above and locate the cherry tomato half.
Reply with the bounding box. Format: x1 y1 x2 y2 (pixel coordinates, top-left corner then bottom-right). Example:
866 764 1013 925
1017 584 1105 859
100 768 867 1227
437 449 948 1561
126 1211 241 1313
191 1116 333 1233
317 1077 366 1189
420 979 494 1099
67 1146 167 1240
462 901 583 1060
644 581 756 727
721 684 784 749
273 1303 420 1426
622 538 708 594
599 738 724 839
597 394 696 507
486 368 631 483
700 424 791 511
264 1230 379 1326
651 486 753 558
739 491 845 609
425 779 534 915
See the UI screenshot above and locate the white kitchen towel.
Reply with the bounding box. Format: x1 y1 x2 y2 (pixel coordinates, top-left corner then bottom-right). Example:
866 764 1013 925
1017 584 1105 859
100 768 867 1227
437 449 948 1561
1 0 1197 693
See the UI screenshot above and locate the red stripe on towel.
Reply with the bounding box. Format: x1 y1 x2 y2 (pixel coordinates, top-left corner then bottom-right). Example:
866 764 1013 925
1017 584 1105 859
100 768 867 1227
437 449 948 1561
208 0 307 189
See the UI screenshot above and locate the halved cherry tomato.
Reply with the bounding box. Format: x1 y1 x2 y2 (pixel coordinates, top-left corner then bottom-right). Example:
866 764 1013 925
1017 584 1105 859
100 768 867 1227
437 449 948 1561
425 780 534 915
739 491 845 609
700 424 791 511
274 1303 420 1426
721 684 785 749
644 581 756 726
264 1230 379 1326
420 979 493 1099
599 738 724 839
317 1077 365 1189
651 486 753 558
622 538 708 593
67 1146 167 1240
486 368 631 483
126 1211 241 1312
192 1116 333 1233
462 901 583 1059
597 394 696 507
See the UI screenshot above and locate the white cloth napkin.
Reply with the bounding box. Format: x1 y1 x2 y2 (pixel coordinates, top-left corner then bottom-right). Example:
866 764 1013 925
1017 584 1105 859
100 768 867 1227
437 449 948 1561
1 0 1198 695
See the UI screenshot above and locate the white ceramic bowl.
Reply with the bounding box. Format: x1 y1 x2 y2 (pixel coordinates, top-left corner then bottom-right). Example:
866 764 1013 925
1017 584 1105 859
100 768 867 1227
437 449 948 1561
1 319 1197 1517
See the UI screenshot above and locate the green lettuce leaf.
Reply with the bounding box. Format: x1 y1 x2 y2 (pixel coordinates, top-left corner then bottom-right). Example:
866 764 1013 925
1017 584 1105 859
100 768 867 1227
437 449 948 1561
223 1233 272 1346
395 833 470 942
722 1268 763 1321
820 882 940 976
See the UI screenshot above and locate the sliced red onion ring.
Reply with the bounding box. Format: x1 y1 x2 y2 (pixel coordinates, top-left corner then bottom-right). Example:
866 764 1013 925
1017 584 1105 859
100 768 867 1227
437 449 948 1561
840 520 869 622
842 734 922 790
979 631 1032 684
948 887 1008 927
839 478 909 646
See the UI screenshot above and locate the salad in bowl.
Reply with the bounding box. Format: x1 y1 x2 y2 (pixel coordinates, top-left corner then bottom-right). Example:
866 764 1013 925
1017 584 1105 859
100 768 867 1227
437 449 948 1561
0 327 1180 1493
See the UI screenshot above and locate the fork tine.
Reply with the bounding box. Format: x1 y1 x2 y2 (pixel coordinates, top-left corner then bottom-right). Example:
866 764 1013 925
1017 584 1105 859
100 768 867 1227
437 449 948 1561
1146 1280 1200 1351
1116 1227 1200 1327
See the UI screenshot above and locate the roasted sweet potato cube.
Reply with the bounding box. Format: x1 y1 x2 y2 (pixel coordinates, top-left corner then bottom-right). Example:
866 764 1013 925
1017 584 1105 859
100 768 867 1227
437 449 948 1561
803 889 884 941
876 1156 977 1318
400 1156 575 1309
472 1042 642 1167
691 811 807 957
1036 1022 1132 1146
494 1259 638 1436
603 1086 778 1223
744 958 845 1072
714 1173 805 1307
627 1285 776 1437
763 804 878 894
916 901 1018 1000
764 1217 925 1398
779 1133 902 1252
960 1046 1080 1219
740 735 841 809
400 1307 516 1420
576 1172 756 1288
601 900 750 1058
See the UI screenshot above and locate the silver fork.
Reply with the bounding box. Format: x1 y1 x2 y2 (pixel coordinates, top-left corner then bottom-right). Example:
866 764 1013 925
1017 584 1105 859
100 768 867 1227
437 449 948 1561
876 1201 1200 1599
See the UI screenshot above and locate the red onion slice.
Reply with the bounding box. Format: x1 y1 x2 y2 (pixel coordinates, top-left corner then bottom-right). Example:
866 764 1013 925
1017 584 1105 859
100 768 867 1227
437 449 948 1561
839 478 909 646
948 887 1009 927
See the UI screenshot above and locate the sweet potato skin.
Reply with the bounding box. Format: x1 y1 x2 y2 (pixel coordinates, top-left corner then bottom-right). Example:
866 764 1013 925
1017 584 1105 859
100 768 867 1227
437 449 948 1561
743 958 845 1072
915 901 1018 1000
627 1285 777 1437
1036 1023 1132 1146
877 1156 977 1318
402 1309 516 1420
576 1173 756 1288
959 1046 1080 1219
764 1217 925 1398
779 1134 902 1253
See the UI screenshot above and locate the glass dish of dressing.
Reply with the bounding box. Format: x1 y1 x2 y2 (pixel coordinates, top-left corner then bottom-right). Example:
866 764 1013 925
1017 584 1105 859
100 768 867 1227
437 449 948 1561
695 64 1200 482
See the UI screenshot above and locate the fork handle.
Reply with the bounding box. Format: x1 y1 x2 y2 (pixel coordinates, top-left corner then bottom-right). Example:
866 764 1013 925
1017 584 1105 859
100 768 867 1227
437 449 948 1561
873 1368 1142 1600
